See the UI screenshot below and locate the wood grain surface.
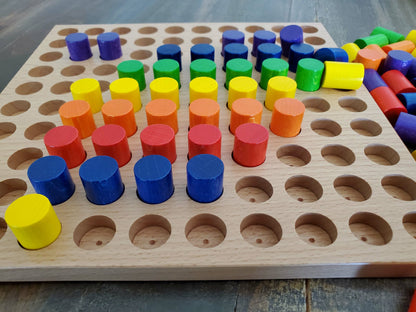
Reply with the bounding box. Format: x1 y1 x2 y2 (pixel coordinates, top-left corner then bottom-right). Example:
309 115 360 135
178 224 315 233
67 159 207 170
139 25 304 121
1 0 416 311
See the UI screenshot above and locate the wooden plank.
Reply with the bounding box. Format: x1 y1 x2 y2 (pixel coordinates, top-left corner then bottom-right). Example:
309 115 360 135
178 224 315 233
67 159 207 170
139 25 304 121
1 22 416 281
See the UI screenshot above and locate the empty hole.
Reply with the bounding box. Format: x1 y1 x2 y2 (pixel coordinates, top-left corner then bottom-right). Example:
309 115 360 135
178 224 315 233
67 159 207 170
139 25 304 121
130 50 153 60
99 80 110 92
302 26 319 33
15 82 42 95
89 38 97 47
51 81 72 94
350 118 382 136
271 26 284 33
163 37 184 45
349 212 392 246
129 215 171 249
338 97 367 112
285 175 323 202
192 26 211 34
61 65 85 77
302 97 330 112
245 25 265 33
240 214 282 248
0 122 16 140
277 144 311 167
321 144 355 166
235 176 273 203
134 38 155 46
403 212 416 239
74 215 116 250
143 64 150 73
58 28 78 36
0 218 6 240
85 27 104 35
38 100 65 115
1 100 30 116
296 213 337 247
0 178 27 206
112 27 131 35
311 119 342 137
165 26 184 34
49 39 67 48
304 36 326 45
93 64 117 76
364 144 400 166
334 175 372 202
8 147 43 170
381 175 416 201
248 37 254 44
39 51 63 62
191 37 212 44
185 214 226 248
120 38 127 46
24 122 56 140
29 66 53 77
219 25 238 32
138 26 158 34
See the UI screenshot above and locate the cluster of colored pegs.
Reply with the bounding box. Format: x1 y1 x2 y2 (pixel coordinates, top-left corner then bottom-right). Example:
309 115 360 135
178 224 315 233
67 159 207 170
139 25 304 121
341 27 416 153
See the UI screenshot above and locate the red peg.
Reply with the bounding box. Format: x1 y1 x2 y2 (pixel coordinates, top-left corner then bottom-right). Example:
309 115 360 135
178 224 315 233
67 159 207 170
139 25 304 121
44 125 86 169
140 124 177 163
92 124 131 167
188 124 222 159
381 70 416 94
233 123 269 167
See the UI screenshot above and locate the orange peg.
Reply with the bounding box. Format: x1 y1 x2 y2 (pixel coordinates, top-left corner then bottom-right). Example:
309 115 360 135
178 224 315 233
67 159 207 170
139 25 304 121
59 100 96 139
354 48 383 70
270 98 305 137
229 98 263 134
189 98 220 128
365 44 388 58
101 99 137 137
382 40 415 53
145 99 178 133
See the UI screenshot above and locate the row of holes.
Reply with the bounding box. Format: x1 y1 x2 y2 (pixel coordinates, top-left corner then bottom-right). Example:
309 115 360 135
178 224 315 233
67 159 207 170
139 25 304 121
56 25 320 37
1 210 414 251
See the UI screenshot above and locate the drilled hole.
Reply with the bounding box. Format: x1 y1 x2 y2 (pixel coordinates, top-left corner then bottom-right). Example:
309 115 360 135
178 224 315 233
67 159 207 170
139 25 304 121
130 50 153 60
163 37 184 45
364 144 400 165
134 38 155 46
24 122 56 140
38 100 65 116
8 148 43 170
129 215 171 249
321 144 355 166
39 51 62 62
73 215 116 250
61 65 85 77
165 26 184 34
296 213 337 247
85 27 104 35
192 26 211 34
311 119 342 137
381 175 416 201
304 36 326 45
235 176 273 203
350 118 382 136
29 66 53 77
15 82 42 95
240 214 282 248
1 100 30 116
271 26 284 33
349 212 392 246
93 64 117 76
245 25 265 33
0 122 16 140
51 81 72 94
277 144 311 167
302 97 330 112
285 175 323 203
112 27 131 35
403 212 416 239
0 179 27 206
58 28 78 36
219 26 238 32
334 175 372 202
338 97 367 112
191 37 213 44
302 26 318 33
138 26 158 34
185 214 226 248
49 39 67 48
